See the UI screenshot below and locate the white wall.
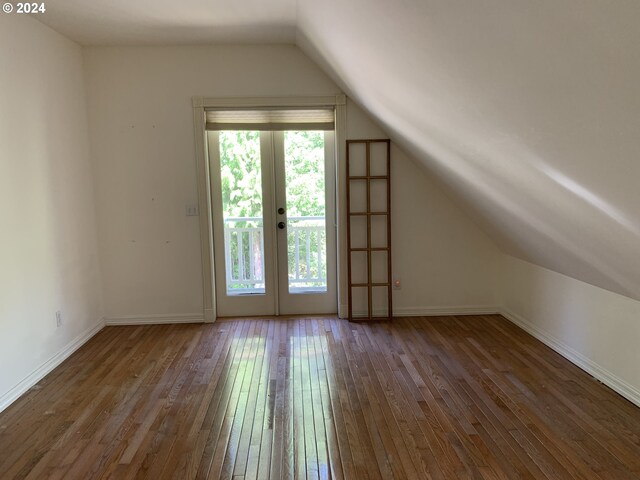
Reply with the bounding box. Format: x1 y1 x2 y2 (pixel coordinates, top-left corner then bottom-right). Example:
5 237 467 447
346 102 502 315
83 45 501 321
0 15 103 409
83 45 339 320
501 255 640 407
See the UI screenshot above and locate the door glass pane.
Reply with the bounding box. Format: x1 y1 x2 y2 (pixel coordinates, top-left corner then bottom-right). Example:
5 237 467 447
219 131 265 295
284 131 327 293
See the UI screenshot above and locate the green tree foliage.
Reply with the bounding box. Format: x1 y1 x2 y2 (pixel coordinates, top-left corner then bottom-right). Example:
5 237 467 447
219 130 325 219
284 131 325 217
219 130 263 221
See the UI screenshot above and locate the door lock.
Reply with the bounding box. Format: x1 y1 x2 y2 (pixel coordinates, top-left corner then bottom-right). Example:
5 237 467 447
277 207 285 215
278 221 286 230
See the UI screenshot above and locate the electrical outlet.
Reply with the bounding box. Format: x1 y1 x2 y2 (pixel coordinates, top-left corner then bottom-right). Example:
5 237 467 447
393 279 401 290
55 311 62 327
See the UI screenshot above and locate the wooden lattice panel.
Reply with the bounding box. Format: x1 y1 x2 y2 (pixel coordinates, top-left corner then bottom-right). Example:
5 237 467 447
346 139 392 321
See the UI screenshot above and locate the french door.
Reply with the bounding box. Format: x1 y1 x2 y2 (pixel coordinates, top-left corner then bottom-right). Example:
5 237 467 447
208 129 337 317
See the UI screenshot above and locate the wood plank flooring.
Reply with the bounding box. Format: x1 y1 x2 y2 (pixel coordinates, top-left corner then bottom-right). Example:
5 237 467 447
1 315 640 479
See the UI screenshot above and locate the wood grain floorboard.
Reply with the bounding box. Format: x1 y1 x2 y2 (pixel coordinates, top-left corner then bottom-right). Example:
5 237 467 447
1 315 640 479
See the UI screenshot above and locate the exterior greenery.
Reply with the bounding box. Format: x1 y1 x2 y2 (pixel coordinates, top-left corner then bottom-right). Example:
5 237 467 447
219 130 327 292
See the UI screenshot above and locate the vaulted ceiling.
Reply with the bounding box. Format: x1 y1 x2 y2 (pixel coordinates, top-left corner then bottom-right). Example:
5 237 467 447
37 1 640 301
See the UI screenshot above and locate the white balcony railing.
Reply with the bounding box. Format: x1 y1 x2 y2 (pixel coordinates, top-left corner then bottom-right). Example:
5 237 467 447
224 216 327 294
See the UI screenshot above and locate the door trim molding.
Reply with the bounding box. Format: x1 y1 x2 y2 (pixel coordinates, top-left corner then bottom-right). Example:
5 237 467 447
192 95 347 321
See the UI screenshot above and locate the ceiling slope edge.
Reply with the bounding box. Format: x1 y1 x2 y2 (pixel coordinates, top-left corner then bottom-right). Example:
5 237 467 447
295 0 640 303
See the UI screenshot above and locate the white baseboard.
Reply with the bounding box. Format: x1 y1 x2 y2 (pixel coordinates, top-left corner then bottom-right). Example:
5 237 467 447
339 304 500 319
500 307 640 409
204 308 216 323
393 305 500 316
105 313 205 325
0 318 105 414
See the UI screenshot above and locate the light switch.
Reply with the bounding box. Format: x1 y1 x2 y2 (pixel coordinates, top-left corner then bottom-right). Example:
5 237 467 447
185 204 199 216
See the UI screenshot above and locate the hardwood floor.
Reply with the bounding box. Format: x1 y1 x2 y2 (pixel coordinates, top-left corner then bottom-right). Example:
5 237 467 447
1 315 640 479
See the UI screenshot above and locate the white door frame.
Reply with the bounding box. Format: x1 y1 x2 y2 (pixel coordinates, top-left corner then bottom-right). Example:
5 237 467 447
192 95 347 322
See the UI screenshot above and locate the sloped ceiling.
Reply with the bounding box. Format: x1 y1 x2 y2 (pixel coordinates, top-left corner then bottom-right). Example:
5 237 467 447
35 0 640 301
297 0 640 301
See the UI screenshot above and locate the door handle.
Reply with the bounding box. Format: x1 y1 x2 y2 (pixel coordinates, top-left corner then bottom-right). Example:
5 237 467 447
278 221 286 230
277 207 285 215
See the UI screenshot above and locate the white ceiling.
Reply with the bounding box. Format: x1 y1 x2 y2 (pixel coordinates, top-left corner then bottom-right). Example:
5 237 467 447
37 0 297 45
297 0 640 301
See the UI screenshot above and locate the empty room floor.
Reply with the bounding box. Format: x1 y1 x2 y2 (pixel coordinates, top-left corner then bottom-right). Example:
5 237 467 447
1 315 640 479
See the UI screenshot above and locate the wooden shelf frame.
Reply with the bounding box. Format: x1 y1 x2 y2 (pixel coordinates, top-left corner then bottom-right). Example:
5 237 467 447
346 139 392 321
